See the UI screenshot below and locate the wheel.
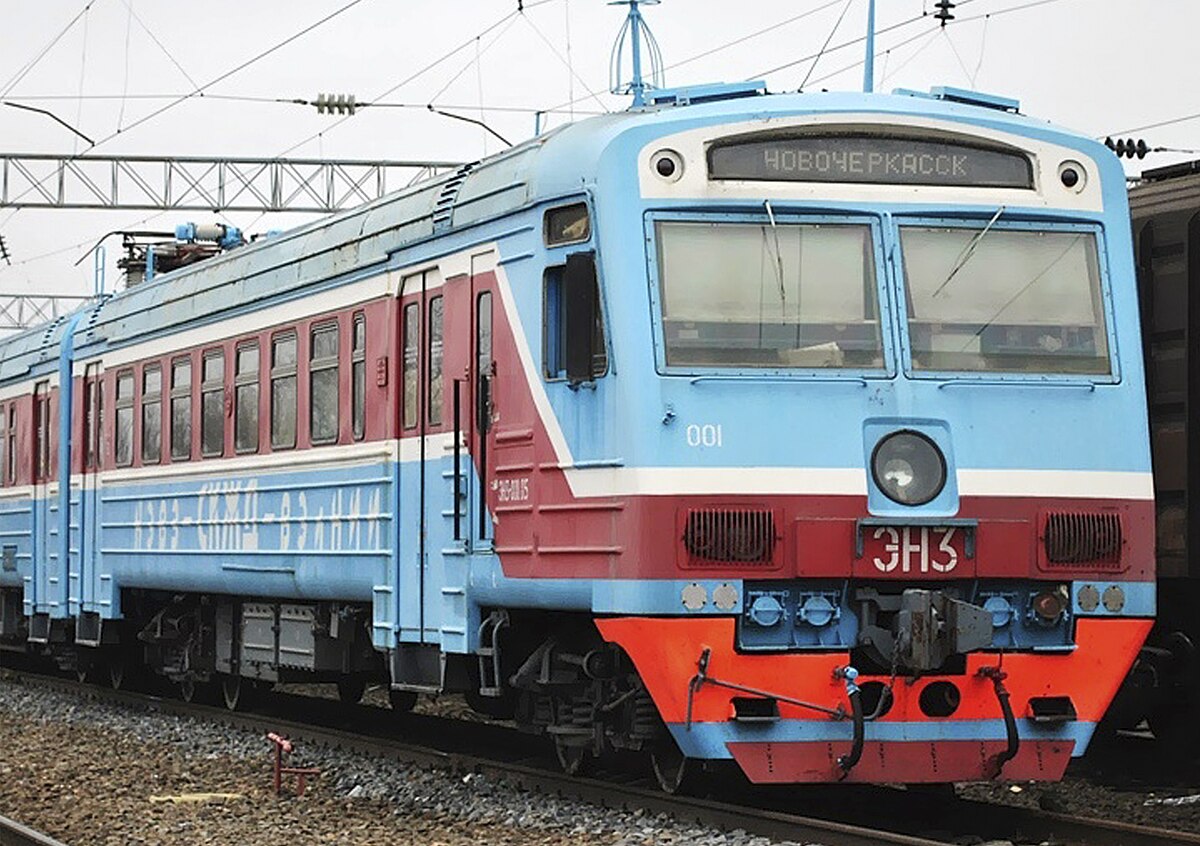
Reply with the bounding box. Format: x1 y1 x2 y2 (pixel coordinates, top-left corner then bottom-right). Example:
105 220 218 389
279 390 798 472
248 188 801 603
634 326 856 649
389 688 418 713
338 678 366 705
650 739 699 794
178 677 197 703
554 738 590 776
221 675 244 711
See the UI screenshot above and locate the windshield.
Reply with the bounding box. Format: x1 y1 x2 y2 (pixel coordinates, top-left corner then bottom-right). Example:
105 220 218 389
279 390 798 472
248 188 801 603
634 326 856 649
655 220 883 369
900 227 1110 375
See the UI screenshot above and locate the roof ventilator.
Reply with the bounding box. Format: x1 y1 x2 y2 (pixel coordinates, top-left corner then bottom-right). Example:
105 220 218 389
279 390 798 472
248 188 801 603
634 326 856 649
432 163 476 232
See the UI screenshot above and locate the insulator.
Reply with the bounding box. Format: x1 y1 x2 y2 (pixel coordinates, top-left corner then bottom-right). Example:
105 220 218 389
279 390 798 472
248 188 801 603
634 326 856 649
1107 137 1152 159
315 93 357 116
934 0 956 25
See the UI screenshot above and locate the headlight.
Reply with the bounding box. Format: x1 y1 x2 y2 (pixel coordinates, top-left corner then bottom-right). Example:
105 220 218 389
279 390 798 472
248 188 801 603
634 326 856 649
871 430 946 506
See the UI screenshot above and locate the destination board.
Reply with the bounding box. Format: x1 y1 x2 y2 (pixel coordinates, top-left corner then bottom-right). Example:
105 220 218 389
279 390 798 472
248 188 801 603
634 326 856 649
708 135 1033 188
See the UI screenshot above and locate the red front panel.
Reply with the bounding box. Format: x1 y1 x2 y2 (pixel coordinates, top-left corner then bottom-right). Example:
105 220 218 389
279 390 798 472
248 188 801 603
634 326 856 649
728 739 1075 784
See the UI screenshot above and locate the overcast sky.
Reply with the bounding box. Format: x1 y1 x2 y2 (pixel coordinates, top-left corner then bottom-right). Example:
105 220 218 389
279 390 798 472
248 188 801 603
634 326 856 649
1 0 1198 301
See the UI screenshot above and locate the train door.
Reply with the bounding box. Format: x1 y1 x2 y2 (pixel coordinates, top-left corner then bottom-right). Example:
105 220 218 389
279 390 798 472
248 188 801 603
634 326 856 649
470 256 496 552
30 381 52 624
397 269 448 646
80 365 102 616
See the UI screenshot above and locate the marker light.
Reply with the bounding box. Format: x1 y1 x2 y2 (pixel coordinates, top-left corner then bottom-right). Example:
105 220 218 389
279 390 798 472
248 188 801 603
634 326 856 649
871 431 946 506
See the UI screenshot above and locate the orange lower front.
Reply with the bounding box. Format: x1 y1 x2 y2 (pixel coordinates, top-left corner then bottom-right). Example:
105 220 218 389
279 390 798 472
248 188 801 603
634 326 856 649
596 616 1151 783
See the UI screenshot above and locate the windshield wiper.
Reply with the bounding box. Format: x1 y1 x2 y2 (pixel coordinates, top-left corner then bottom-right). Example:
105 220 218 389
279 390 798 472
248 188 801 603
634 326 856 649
763 199 786 306
929 205 1006 299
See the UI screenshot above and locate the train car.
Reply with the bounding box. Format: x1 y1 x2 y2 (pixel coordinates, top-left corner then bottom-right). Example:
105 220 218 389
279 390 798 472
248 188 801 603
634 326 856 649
0 80 1153 789
1123 161 1200 748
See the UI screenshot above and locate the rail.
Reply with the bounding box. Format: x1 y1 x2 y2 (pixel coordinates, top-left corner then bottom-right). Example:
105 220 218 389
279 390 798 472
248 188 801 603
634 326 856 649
3 668 1199 846
0 814 70 846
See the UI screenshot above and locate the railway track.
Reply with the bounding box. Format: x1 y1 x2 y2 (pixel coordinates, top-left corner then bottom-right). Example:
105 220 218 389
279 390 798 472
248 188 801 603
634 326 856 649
2 668 1197 846
0 815 68 846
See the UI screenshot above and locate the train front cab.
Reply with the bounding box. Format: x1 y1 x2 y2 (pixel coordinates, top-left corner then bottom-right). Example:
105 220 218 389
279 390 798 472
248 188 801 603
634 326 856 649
578 90 1155 785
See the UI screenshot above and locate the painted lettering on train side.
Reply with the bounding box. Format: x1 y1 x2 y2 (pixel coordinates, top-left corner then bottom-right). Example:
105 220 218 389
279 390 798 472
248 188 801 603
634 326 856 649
130 479 383 553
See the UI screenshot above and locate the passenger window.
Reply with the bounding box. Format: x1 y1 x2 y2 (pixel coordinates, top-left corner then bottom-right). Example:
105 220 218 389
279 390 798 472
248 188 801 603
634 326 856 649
352 313 366 440
84 366 102 470
310 323 339 445
5 406 15 483
201 350 224 457
543 264 608 380
142 365 162 464
114 372 134 467
402 303 419 430
428 296 444 426
235 343 259 453
34 383 52 480
0 405 6 487
271 333 297 450
171 358 192 461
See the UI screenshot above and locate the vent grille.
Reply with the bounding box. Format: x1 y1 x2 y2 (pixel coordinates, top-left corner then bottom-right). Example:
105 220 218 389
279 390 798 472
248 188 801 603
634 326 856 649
683 508 777 568
1043 512 1123 567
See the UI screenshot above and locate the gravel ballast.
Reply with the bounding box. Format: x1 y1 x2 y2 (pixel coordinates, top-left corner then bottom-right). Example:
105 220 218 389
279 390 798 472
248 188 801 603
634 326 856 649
0 678 789 846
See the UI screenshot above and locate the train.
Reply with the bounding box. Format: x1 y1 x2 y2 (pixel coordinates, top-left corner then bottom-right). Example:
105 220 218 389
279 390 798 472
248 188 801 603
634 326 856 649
0 79 1154 790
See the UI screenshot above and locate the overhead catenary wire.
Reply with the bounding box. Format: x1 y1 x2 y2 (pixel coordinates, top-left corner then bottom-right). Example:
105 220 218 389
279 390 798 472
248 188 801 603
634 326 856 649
0 0 376 221
1106 112 1200 139
799 0 856 91
116 0 134 131
804 0 1075 90
118 0 200 89
73 5 89 155
662 0 845 74
0 0 97 98
273 0 562 159
3 93 603 116
519 10 610 114
0 0 566 279
749 0 987 81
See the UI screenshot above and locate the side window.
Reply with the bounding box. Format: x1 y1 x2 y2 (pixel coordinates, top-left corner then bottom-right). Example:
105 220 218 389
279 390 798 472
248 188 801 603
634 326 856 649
310 323 339 445
114 372 134 467
34 383 52 480
170 357 192 461
402 303 419 430
271 332 297 450
235 343 260 454
477 291 493 431
5 405 15 483
544 202 591 246
543 265 608 380
141 365 162 464
84 365 102 470
352 313 366 441
201 350 224 457
0 404 6 487
427 296 444 427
